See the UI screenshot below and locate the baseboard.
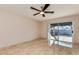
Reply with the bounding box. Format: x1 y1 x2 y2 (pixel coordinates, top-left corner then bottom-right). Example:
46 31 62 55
40 38 47 39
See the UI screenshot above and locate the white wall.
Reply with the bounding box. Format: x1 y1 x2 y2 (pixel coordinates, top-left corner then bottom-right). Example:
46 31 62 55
41 14 79 43
0 11 40 48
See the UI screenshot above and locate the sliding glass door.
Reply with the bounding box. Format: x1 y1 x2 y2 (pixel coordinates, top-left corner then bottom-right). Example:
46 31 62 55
48 22 73 54
48 22 73 48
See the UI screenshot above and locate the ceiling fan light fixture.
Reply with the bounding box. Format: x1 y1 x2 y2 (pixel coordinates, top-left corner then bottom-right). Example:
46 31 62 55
40 12 44 15
30 4 54 17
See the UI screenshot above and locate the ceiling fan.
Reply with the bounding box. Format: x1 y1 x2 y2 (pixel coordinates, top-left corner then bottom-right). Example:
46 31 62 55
30 4 54 17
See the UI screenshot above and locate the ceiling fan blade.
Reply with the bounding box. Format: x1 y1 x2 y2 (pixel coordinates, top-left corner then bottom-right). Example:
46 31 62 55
33 13 40 16
30 7 41 11
42 4 50 11
42 14 45 17
45 11 54 13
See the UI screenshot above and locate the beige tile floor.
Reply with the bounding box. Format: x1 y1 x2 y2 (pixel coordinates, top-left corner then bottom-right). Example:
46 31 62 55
0 39 78 55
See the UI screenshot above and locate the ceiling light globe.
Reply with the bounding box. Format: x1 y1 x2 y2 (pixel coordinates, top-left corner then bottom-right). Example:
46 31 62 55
40 12 44 14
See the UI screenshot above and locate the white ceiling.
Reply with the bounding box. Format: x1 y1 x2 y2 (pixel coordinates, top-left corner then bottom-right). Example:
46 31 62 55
0 4 79 21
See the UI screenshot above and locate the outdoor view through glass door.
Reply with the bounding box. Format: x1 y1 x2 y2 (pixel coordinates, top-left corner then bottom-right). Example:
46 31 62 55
48 22 73 48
